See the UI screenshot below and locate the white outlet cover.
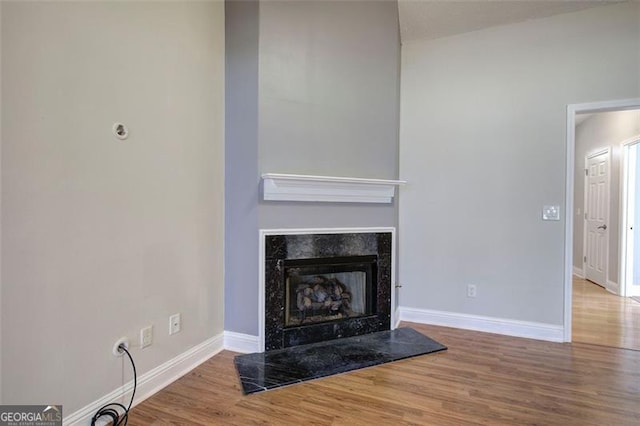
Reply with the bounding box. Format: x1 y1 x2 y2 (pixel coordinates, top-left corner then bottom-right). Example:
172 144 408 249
140 326 153 349
112 337 129 357
169 313 181 335
467 284 477 298
542 205 560 221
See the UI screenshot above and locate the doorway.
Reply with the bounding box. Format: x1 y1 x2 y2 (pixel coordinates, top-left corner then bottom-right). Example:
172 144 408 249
620 136 640 298
565 99 640 347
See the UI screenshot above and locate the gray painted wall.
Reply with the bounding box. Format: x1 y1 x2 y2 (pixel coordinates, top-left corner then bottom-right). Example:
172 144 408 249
573 110 640 285
224 0 400 336
400 2 639 326
225 0 260 336
257 0 399 179
1 1 225 413
257 0 400 230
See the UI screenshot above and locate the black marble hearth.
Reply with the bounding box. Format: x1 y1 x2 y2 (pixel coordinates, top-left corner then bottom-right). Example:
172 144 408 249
264 232 392 351
234 327 447 395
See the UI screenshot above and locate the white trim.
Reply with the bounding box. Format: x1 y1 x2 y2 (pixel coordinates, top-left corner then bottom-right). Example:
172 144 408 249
605 279 620 294
566 105 576 342
399 307 564 342
391 230 397 331
570 98 640 114
261 173 406 204
586 147 610 159
620 139 632 297
572 266 585 278
258 227 397 352
64 333 224 426
258 230 265 353
223 331 260 354
619 134 640 298
565 98 640 343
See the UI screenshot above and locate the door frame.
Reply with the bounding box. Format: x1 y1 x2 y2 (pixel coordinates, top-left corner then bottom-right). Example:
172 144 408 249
620 134 640 297
582 147 611 289
564 98 640 342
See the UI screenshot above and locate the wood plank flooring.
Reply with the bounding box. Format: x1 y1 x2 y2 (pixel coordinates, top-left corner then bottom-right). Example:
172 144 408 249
572 276 640 351
129 322 640 425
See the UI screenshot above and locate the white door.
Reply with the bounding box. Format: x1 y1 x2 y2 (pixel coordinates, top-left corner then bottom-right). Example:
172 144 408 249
584 150 610 287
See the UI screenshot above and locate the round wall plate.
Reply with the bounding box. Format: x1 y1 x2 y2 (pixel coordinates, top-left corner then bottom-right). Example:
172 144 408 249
112 122 129 140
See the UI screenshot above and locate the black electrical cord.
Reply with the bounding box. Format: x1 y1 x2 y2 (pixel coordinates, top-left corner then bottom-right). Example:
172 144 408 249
91 344 137 426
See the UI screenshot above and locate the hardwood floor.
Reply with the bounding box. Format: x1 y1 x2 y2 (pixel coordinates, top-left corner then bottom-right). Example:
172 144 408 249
572 276 640 351
129 322 640 425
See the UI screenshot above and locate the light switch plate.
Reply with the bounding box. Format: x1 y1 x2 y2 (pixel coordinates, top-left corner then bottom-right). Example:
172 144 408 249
542 205 560 221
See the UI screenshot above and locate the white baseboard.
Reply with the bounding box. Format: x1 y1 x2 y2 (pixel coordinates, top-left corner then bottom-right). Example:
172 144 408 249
573 266 585 278
64 333 224 426
605 279 619 295
223 331 260 353
399 307 564 342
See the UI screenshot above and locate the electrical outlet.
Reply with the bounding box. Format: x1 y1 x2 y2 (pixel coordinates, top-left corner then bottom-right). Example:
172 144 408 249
169 313 181 335
140 325 153 349
542 205 560 221
467 284 477 298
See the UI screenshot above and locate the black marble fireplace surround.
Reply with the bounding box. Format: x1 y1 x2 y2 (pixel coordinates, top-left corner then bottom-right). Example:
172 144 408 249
264 232 392 351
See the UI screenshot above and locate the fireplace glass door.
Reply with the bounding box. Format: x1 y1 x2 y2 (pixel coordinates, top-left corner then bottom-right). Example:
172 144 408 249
283 255 377 327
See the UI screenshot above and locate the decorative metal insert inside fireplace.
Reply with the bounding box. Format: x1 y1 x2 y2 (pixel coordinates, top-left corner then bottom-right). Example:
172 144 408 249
263 231 392 351
284 255 377 327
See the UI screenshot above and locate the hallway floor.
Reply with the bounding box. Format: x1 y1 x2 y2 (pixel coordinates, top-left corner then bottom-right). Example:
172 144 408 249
572 276 640 351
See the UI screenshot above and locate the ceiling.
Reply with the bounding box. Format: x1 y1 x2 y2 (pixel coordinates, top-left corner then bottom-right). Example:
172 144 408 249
398 0 629 43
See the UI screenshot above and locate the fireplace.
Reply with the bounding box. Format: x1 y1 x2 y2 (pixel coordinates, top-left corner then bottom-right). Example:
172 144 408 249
262 230 393 351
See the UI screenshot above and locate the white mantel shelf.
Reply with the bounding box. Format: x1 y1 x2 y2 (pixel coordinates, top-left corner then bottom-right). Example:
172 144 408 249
261 173 407 203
